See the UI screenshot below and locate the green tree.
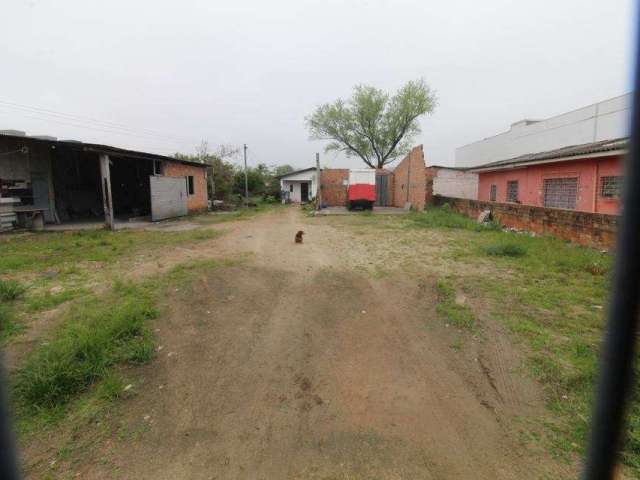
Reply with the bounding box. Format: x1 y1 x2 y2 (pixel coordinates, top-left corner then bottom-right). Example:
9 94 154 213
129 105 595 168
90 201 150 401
306 79 436 169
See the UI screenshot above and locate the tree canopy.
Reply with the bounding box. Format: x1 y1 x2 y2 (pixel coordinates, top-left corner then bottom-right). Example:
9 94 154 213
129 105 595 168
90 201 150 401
306 79 436 169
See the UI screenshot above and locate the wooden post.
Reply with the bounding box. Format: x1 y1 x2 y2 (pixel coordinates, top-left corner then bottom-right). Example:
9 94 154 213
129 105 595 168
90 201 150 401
99 154 115 230
316 152 321 210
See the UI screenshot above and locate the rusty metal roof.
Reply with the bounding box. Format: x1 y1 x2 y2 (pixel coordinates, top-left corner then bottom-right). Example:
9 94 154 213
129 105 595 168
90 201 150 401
0 131 207 168
470 137 629 172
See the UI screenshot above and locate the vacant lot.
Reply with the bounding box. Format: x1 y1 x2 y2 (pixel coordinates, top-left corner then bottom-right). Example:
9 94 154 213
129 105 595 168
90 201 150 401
1 205 634 479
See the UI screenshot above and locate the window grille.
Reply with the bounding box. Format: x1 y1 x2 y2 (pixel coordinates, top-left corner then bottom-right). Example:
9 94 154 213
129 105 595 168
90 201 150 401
507 180 519 202
543 177 578 210
600 176 622 198
490 184 497 201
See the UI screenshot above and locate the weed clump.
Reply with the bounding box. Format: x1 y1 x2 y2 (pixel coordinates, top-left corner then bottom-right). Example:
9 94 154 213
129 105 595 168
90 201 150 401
483 242 527 257
435 279 475 330
13 282 157 410
0 279 26 301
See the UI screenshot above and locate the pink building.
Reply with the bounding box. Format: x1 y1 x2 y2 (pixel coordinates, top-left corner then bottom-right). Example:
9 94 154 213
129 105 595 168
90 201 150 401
471 138 627 215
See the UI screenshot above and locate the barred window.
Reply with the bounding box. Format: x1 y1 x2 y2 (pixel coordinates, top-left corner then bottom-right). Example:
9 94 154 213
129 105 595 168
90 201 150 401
507 180 518 202
543 177 578 210
600 176 622 198
490 184 497 201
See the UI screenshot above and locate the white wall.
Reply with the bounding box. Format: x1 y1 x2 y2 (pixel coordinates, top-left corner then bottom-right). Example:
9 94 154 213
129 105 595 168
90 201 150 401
433 168 478 200
455 93 631 168
280 170 318 202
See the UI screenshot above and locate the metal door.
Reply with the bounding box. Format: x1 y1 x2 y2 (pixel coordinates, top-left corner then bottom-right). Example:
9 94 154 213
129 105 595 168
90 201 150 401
150 176 188 221
375 174 389 206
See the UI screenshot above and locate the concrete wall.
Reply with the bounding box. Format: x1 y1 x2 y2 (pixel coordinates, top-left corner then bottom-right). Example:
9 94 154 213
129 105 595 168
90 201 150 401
393 145 426 211
320 169 349 206
477 155 622 214
430 167 478 200
162 161 208 212
456 94 631 168
434 195 619 249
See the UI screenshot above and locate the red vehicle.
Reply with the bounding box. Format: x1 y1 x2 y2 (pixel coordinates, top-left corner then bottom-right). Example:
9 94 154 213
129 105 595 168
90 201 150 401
347 169 376 210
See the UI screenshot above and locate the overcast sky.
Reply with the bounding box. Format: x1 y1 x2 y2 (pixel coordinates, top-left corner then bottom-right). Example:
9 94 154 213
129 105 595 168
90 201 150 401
0 0 634 169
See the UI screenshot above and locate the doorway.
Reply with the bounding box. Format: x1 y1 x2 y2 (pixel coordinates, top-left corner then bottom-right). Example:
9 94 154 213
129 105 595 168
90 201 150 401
301 182 309 202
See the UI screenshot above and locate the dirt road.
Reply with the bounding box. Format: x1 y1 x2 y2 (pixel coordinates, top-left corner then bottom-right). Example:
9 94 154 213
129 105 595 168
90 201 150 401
81 207 564 479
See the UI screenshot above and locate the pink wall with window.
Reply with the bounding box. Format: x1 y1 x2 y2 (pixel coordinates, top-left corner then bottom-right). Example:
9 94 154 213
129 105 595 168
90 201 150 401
477 155 623 214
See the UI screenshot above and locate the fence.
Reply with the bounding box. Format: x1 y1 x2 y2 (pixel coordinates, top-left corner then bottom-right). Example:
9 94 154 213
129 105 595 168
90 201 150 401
433 195 619 249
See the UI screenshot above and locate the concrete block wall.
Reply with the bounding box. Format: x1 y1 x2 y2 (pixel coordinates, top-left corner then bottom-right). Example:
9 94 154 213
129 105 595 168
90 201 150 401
433 195 619 249
393 145 426 211
162 161 208 212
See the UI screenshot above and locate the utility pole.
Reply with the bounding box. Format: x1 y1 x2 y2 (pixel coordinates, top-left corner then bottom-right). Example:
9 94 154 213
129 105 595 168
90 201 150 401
243 143 249 206
316 152 321 210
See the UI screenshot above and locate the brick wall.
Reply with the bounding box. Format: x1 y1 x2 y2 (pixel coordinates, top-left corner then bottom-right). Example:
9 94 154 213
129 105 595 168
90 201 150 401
392 145 426 211
320 169 349 206
433 195 619 249
425 167 435 206
162 161 208 212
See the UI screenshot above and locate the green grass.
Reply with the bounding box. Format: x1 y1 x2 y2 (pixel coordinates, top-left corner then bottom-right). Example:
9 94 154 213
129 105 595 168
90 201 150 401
409 205 500 231
12 280 158 410
25 288 87 312
0 303 23 343
435 278 475 330
0 228 223 274
0 279 26 301
406 206 640 471
193 202 281 225
483 242 528 257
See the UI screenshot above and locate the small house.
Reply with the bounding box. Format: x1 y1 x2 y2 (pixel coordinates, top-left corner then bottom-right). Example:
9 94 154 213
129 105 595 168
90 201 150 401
0 130 208 231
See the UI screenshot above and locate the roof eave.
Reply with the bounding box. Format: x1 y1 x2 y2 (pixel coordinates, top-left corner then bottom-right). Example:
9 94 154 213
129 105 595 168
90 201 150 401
470 149 627 173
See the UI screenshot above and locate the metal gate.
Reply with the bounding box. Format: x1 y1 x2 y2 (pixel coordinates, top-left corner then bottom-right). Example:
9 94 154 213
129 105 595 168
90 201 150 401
375 173 390 206
150 176 188 221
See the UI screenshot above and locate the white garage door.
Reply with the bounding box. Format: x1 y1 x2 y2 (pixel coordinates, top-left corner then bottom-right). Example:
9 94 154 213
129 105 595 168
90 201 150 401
150 176 188 221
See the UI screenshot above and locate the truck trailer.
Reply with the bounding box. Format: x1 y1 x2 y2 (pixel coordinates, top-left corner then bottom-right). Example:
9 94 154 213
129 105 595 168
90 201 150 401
347 169 376 210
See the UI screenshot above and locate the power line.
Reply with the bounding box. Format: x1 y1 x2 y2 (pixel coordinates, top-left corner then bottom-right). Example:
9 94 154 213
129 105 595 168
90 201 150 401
0 99 203 145
0 108 197 151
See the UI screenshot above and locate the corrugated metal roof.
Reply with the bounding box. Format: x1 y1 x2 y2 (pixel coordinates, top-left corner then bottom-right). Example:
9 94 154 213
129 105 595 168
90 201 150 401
470 137 629 172
0 131 207 168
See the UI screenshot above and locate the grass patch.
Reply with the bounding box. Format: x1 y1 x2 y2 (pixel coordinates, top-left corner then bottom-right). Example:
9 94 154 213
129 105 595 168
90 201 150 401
435 278 475 330
483 242 527 257
12 280 157 411
409 205 501 231
0 303 23 343
194 202 280 225
25 288 87 312
0 228 224 274
0 279 26 301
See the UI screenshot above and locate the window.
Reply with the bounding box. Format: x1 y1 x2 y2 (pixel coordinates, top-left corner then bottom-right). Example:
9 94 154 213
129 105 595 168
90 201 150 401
543 177 578 210
490 184 497 201
289 184 293 192
153 160 162 175
187 175 195 195
507 180 519 202
600 176 622 198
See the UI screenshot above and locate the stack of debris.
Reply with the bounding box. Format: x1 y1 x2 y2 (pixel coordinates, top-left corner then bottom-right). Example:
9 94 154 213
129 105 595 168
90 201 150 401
0 197 20 232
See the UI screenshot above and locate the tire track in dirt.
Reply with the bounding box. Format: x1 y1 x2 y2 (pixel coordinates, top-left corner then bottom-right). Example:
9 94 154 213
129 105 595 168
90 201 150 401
55 207 567 480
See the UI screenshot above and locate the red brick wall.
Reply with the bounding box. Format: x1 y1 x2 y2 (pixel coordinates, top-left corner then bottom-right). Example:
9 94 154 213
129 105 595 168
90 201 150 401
392 145 426 211
425 166 435 205
434 195 619 249
320 169 349 206
162 161 208 212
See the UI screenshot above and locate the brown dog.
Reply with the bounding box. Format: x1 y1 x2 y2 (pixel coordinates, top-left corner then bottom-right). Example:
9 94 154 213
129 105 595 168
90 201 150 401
295 230 304 243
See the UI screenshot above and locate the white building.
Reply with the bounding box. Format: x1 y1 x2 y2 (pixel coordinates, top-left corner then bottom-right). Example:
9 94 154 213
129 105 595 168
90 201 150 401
278 168 318 203
455 93 631 168
429 166 478 200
